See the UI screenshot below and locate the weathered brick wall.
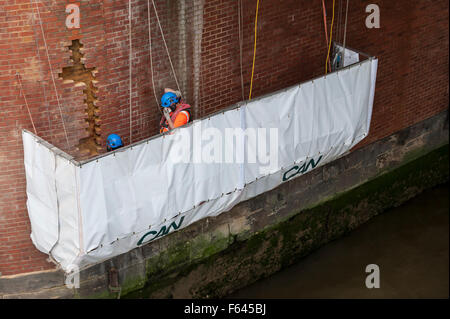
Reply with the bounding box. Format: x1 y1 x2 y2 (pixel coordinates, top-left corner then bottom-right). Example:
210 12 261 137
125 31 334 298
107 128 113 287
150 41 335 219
346 0 449 148
0 0 85 275
0 0 448 276
199 0 327 116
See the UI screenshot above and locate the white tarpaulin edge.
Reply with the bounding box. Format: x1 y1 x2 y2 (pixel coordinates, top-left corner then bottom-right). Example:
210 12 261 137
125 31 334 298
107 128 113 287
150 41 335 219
23 54 378 272
22 132 82 270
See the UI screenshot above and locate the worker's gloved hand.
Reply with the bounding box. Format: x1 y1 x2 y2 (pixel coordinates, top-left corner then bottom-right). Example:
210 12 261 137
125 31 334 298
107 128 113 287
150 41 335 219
174 90 182 99
163 107 171 120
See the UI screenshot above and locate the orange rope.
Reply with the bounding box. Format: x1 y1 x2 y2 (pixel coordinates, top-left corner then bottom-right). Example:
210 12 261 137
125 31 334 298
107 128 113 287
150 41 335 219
248 0 260 100
321 0 331 73
325 0 335 74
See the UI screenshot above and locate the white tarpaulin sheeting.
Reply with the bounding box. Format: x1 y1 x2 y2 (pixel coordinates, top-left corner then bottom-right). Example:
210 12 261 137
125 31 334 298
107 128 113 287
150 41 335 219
23 55 378 272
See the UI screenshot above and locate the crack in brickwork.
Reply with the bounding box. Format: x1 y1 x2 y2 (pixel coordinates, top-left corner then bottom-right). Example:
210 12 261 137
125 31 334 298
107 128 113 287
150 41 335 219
59 39 100 159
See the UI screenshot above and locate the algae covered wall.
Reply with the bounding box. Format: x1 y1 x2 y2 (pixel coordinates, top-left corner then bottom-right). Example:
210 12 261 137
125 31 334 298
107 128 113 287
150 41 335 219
131 145 449 299
0 109 447 298
123 112 449 299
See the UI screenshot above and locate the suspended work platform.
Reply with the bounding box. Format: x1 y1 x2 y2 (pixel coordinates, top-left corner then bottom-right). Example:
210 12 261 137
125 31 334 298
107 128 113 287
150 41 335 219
23 46 378 272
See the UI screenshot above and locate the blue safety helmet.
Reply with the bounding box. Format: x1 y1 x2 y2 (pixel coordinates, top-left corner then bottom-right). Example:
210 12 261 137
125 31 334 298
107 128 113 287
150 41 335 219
106 134 123 150
161 92 180 108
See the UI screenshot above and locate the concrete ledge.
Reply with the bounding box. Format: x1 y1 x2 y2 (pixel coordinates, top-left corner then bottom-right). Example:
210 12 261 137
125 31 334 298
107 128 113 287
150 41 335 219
0 270 65 296
1 109 448 298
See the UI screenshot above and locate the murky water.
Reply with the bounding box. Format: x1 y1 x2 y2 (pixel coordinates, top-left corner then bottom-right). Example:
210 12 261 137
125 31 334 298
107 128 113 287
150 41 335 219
228 183 449 299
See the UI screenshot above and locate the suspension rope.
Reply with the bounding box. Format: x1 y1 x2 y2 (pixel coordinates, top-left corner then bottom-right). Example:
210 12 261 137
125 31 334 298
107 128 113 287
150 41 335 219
325 0 335 74
248 0 260 100
129 0 133 144
238 0 245 101
34 0 69 148
321 0 331 73
147 0 162 113
30 0 51 134
336 0 342 46
16 73 37 135
332 0 342 69
199 45 206 118
151 0 182 96
342 0 349 67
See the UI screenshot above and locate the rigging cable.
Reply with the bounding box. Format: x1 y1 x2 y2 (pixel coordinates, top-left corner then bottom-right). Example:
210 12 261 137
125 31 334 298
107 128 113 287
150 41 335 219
342 0 349 67
30 0 51 136
151 0 183 96
147 0 162 113
325 0 335 74
129 0 133 143
321 0 331 73
33 0 69 149
238 0 245 101
16 73 37 135
248 0 260 100
337 0 342 46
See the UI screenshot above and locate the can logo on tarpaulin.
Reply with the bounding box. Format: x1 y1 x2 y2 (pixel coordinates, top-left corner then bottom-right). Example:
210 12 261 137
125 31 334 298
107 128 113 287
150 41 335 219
282 155 323 181
137 216 185 246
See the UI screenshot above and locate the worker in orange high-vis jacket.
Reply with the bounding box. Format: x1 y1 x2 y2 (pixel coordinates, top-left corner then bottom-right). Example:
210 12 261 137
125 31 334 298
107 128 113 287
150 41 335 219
159 88 192 133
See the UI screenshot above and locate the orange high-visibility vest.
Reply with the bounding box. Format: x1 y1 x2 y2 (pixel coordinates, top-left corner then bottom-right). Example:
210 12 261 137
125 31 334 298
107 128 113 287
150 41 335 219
159 103 192 133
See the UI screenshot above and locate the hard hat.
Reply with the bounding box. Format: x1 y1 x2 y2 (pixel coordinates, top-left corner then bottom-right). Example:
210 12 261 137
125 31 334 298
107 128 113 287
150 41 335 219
161 92 180 108
107 134 123 150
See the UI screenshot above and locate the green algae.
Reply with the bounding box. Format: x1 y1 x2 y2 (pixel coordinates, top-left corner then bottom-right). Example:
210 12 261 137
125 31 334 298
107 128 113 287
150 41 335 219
119 144 448 298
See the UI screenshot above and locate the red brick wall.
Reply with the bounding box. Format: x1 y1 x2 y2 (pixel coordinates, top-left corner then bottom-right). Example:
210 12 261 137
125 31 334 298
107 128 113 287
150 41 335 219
0 0 85 275
346 0 449 149
0 0 448 276
200 0 327 116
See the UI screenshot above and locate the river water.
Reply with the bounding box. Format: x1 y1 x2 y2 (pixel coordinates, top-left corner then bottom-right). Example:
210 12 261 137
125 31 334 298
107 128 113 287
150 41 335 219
228 183 449 299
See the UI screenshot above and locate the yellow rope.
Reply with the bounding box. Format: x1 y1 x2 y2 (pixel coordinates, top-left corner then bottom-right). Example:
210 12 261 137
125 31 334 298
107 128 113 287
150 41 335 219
248 0 260 100
325 0 335 74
